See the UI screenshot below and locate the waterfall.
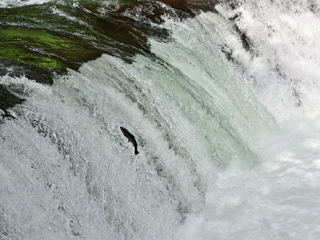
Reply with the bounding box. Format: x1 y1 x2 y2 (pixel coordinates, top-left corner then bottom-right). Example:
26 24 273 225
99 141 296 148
1 0 320 239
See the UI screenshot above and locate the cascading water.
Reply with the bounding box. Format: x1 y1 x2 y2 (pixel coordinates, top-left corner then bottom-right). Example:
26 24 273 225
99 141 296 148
1 0 320 239
175 1 320 239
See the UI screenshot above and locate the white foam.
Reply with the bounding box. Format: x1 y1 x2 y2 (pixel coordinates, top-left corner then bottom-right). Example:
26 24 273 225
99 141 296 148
214 0 320 121
3 0 320 239
176 117 320 239
175 1 320 238
0 0 54 8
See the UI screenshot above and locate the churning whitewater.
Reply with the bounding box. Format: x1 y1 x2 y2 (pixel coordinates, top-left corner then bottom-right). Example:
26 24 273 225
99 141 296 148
1 0 320 239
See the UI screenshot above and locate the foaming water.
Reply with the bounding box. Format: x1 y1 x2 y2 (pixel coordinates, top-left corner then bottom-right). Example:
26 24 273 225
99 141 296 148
216 0 320 121
0 38 270 239
176 118 320 239
175 1 320 239
2 0 320 239
0 6 274 237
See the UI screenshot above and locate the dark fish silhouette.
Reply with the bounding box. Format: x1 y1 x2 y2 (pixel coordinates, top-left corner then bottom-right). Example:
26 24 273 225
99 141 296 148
120 127 139 155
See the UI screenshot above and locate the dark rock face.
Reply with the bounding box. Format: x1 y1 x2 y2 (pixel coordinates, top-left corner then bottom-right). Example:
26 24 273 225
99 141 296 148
159 0 218 14
0 85 25 119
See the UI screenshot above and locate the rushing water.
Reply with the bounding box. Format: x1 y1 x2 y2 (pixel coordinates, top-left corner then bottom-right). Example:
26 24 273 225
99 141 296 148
1 0 320 239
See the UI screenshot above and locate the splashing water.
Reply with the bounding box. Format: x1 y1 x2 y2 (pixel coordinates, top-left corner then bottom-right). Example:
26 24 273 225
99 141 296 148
176 1 320 239
1 0 320 239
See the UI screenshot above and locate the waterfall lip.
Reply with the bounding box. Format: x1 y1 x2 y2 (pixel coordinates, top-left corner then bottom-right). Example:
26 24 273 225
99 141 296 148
0 0 220 114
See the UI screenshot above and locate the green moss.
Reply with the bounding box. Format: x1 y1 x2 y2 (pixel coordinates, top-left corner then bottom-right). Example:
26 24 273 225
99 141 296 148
0 44 63 69
0 1 174 86
0 27 71 70
0 24 106 78
0 0 219 114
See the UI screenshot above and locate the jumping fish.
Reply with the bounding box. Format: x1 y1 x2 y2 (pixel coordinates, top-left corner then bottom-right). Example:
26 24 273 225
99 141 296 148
120 127 139 155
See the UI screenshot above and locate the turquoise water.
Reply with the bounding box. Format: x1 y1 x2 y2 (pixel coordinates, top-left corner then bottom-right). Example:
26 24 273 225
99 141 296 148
1 0 320 239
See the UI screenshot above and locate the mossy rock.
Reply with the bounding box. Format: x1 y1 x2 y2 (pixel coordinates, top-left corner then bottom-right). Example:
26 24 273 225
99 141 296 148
0 0 217 113
0 1 172 84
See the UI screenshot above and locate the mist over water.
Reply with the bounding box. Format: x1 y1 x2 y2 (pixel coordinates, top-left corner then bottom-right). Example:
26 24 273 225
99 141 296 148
1 0 320 239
